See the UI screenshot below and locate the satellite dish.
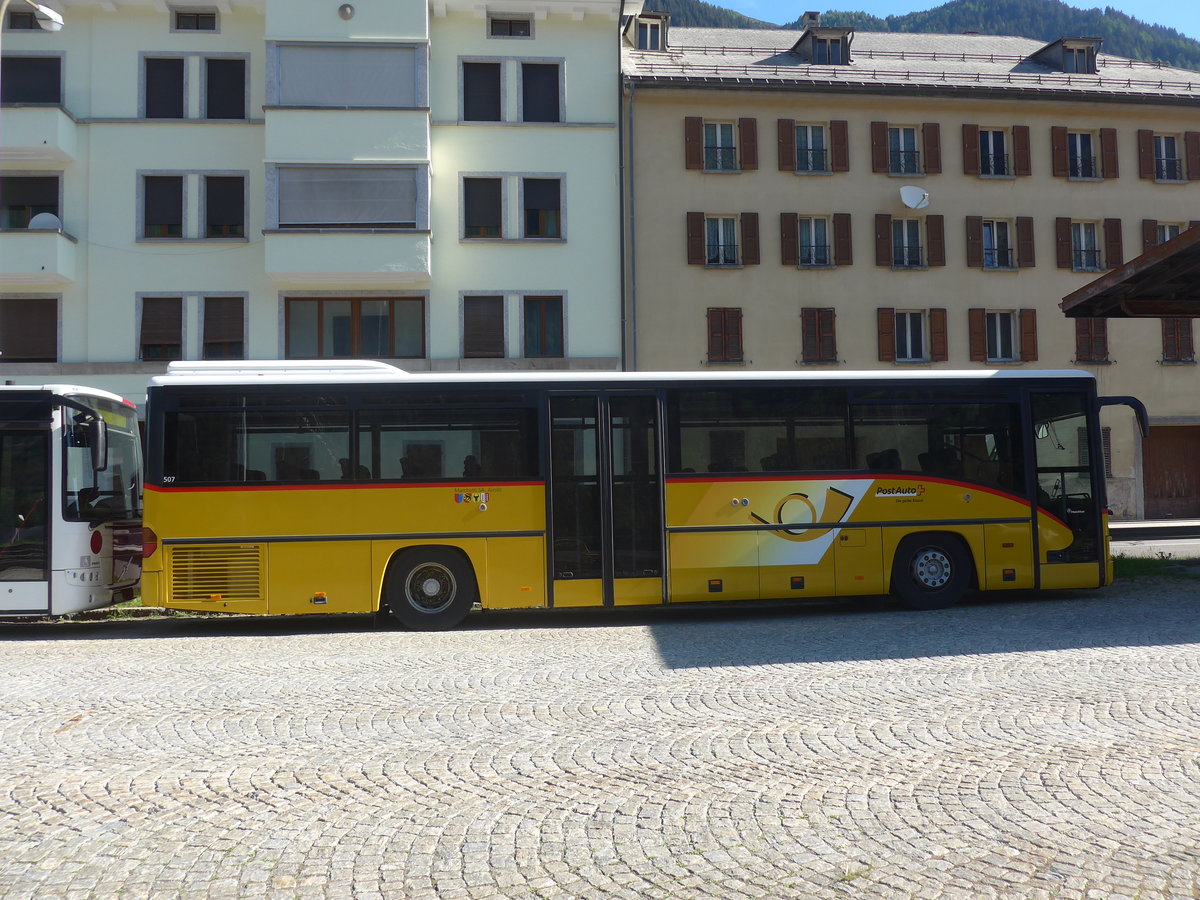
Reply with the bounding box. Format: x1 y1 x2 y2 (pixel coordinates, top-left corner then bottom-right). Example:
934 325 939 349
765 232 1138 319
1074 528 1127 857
899 185 930 209
27 213 63 230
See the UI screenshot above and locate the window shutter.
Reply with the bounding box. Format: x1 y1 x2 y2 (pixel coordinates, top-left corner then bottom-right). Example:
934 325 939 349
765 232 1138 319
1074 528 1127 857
874 213 892 266
930 308 948 361
464 296 504 358
1142 219 1159 252
876 307 896 362
686 212 705 265
1016 217 1035 268
206 59 246 119
141 297 183 360
0 298 57 362
727 308 744 361
830 120 849 172
1103 218 1123 268
707 309 725 361
968 308 987 362
870 121 888 173
777 119 796 171
1019 308 1038 362
922 122 942 174
1186 132 1200 181
801 308 817 361
780 213 798 265
1100 127 1119 178
740 212 759 265
146 57 185 118
818 308 836 361
1013 125 1032 176
1162 317 1193 362
962 124 980 175
1055 217 1073 268
965 216 983 267
738 118 758 170
1051 125 1069 177
1137 129 1155 179
832 213 853 265
1075 317 1107 362
925 215 945 267
684 117 703 170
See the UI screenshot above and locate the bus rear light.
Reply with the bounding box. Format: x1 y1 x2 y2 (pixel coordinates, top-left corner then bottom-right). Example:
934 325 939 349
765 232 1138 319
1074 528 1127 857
142 526 159 559
90 530 103 555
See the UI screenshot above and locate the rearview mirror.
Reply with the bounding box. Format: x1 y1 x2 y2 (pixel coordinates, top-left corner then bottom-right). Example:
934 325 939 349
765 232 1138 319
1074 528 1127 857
89 418 108 471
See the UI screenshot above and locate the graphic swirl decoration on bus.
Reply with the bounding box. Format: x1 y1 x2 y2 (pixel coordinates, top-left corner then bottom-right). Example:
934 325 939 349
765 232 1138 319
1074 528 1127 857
750 486 855 542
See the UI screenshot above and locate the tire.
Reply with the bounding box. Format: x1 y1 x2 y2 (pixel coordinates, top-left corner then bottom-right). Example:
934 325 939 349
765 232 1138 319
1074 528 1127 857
385 548 477 630
890 534 972 611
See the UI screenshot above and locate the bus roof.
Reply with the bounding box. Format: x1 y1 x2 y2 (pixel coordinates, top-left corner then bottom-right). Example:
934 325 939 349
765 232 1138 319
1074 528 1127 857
150 361 1095 389
0 384 137 407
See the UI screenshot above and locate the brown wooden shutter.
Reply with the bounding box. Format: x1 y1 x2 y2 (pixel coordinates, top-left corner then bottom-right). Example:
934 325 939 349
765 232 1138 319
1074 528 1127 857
965 216 983 267
876 308 896 362
686 211 705 265
922 122 941 174
708 308 725 361
727 309 743 361
777 119 796 171
925 215 945 266
1051 125 1069 177
1075 318 1107 362
1143 219 1159 253
1016 217 1035 268
1163 317 1194 362
830 120 849 172
1100 127 1119 178
780 213 798 266
930 308 948 361
707 308 743 362
1055 217 1073 268
740 213 759 265
962 124 980 175
832 213 852 265
801 308 818 361
874 213 892 266
1137 129 1155 179
684 117 703 170
1013 125 1032 176
870 121 888 173
968 308 987 362
1186 132 1200 181
738 118 758 170
140 297 183 359
1019 308 1038 362
1103 218 1123 268
818 308 836 361
463 296 504 358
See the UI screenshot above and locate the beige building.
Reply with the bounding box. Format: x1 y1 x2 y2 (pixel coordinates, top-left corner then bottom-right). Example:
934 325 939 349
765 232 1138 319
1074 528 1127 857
621 17 1200 517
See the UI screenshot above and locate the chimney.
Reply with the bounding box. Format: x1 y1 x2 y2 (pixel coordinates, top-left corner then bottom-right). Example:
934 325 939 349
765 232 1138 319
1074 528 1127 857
801 11 820 29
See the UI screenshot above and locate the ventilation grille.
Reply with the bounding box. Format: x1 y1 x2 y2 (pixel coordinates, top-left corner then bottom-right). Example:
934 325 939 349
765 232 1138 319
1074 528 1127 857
168 545 265 603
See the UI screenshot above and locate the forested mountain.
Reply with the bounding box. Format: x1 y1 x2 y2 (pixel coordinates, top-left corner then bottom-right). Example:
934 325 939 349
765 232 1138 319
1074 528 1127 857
652 0 1200 70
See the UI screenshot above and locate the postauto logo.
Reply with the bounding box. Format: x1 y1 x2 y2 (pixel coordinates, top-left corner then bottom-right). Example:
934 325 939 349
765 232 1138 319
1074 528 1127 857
874 484 925 497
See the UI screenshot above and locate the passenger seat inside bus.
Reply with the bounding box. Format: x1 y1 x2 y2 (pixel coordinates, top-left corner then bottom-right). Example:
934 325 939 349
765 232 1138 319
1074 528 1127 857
866 448 901 471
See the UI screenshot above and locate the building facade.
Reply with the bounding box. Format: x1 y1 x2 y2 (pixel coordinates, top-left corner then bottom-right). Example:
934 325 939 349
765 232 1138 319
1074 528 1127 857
622 19 1200 517
0 0 624 407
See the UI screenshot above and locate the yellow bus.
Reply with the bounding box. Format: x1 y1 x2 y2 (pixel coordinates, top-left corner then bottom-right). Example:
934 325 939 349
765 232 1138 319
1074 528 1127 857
140 362 1146 629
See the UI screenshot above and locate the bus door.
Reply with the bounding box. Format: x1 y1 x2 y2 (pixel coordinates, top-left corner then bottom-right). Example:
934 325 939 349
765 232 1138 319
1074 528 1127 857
0 427 51 614
548 394 665 607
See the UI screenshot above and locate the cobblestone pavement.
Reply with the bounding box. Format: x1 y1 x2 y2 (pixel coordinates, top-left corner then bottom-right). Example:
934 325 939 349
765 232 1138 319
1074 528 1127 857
2 580 1198 900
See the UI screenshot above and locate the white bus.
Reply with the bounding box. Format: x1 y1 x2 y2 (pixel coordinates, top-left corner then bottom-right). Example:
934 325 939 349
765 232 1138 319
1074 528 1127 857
0 385 142 617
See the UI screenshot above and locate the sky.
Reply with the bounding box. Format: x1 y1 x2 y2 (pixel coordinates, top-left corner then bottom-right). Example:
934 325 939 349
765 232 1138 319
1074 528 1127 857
717 0 1200 41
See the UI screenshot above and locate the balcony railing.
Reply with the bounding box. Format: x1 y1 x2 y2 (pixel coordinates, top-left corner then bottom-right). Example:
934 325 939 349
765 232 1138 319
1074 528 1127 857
1073 248 1103 270
893 245 923 268
796 148 828 172
1069 155 1099 178
1156 157 1184 180
889 150 921 175
703 146 737 171
984 248 1014 268
980 153 1009 176
706 243 738 266
799 244 831 266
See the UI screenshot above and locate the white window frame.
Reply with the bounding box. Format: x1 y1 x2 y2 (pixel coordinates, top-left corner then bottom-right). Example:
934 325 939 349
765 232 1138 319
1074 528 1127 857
795 124 827 173
982 219 1014 269
889 126 920 175
814 36 844 65
703 122 737 172
1154 134 1183 181
1158 223 1183 245
979 128 1008 176
985 311 1017 362
705 216 738 267
1067 131 1098 179
892 217 922 268
796 216 830 267
1071 221 1102 271
895 310 926 362
636 19 661 50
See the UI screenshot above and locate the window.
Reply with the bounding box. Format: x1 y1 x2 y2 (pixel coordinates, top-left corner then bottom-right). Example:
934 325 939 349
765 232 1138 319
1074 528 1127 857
145 57 185 118
204 176 244 237
801 308 836 363
521 63 560 123
1072 222 1101 270
1074 318 1108 363
1162 318 1194 363
6 10 38 29
795 124 827 173
463 296 504 358
879 308 947 362
524 296 563 357
0 298 56 361
275 45 419 108
889 126 920 175
983 219 1013 268
464 178 502 238
985 311 1016 362
143 176 183 238
706 308 743 363
0 175 58 228
1 56 61 104
1154 135 1182 181
636 19 661 50
704 122 737 171
523 179 561 239
796 217 829 266
814 36 844 65
285 297 425 358
1067 132 1097 178
174 10 217 31
489 17 531 37
1063 46 1092 73
970 308 1036 362
140 297 183 361
892 218 922 267
706 216 738 266
277 167 417 228
205 58 245 119
462 62 501 122
980 129 1008 176
202 297 244 359
1158 223 1182 244
895 311 926 362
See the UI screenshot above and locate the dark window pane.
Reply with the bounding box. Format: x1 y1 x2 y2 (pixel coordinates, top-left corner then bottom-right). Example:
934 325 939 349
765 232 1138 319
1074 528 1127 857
0 176 58 228
524 296 562 357
521 63 559 123
0 299 56 361
393 299 425 358
144 176 183 237
1 57 61 103
464 178 501 237
205 176 244 237
490 18 530 36
175 12 216 30
140 297 183 361
463 62 501 121
286 299 319 358
523 179 560 238
205 58 245 119
203 297 244 359
464 296 504 357
145 58 184 118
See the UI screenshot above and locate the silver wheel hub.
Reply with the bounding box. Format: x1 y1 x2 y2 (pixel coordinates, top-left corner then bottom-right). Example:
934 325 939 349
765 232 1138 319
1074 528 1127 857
912 549 952 589
405 563 457 613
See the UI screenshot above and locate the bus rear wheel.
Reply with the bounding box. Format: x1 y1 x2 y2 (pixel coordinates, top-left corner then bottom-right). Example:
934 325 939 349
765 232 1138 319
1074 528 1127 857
385 548 477 630
890 534 971 611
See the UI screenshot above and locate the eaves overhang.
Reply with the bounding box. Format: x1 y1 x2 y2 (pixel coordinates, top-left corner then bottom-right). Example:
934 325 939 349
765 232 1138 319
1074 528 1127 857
1061 225 1200 318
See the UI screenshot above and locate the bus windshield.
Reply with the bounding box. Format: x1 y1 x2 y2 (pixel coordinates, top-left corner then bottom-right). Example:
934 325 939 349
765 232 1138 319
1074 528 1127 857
64 412 142 523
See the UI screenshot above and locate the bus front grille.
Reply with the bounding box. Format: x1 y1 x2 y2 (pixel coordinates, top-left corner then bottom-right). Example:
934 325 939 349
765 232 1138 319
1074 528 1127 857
168 545 265 603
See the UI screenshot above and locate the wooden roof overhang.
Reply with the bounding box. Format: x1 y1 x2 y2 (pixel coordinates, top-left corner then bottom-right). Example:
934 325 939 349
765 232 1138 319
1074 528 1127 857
1061 224 1200 318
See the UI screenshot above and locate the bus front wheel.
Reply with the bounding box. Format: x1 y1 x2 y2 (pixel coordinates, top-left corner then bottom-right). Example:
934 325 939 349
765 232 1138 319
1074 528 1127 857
385 548 477 630
890 534 971 611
